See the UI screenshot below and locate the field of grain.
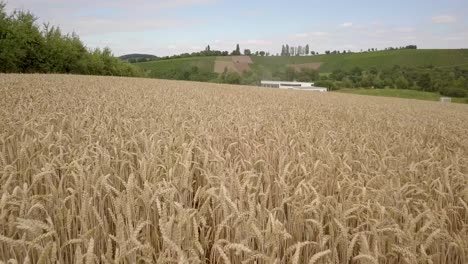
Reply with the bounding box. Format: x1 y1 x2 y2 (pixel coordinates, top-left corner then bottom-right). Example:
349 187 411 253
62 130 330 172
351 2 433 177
1 74 468 264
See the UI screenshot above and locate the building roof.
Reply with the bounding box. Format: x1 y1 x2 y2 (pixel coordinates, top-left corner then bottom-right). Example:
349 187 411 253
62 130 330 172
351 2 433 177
260 80 315 85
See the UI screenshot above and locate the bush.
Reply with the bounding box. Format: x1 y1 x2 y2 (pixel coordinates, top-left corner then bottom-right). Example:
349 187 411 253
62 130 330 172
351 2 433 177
395 76 410 89
315 80 337 90
0 3 141 77
220 71 241 84
440 87 467 98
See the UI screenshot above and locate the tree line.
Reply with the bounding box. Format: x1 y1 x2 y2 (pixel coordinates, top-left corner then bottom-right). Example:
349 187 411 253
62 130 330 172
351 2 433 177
281 44 318 56
131 44 274 63
154 60 468 99
0 2 141 76
317 65 467 98
130 43 421 64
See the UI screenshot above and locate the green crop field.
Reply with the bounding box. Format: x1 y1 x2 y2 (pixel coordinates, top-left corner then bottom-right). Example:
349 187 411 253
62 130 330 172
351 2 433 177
134 49 468 79
136 56 216 79
252 49 468 73
336 88 468 103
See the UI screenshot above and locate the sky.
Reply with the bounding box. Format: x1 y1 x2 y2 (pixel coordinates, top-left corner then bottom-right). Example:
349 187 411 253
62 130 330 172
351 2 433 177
5 0 468 56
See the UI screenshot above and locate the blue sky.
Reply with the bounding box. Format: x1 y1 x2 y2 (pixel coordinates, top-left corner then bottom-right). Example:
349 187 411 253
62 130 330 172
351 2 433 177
6 0 468 56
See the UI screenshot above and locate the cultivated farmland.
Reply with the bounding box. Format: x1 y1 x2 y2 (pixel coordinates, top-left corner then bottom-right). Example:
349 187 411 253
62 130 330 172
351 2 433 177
1 74 468 263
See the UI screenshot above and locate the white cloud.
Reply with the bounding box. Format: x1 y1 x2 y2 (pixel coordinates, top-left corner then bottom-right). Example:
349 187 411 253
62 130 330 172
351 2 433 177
5 0 214 36
74 18 192 35
290 31 329 41
341 22 353 28
431 15 456 24
294 33 309 38
243 39 273 46
310 31 329 36
167 45 178 49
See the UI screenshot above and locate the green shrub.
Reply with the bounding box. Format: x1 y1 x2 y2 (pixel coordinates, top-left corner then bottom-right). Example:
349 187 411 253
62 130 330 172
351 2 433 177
440 87 467 98
315 80 337 90
219 71 241 84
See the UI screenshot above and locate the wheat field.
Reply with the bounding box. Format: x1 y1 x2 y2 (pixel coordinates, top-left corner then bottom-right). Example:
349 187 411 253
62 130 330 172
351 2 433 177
0 74 468 264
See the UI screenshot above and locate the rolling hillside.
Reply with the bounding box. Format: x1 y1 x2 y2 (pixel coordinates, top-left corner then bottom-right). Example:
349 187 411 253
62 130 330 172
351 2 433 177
137 56 216 79
252 49 468 73
135 49 468 78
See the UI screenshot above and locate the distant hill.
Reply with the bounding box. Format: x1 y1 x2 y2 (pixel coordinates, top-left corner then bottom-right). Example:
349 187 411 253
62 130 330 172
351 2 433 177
135 49 468 77
252 49 468 73
136 57 217 80
119 54 158 61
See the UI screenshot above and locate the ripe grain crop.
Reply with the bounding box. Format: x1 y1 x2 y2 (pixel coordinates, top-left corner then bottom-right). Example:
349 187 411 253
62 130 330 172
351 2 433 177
0 74 468 263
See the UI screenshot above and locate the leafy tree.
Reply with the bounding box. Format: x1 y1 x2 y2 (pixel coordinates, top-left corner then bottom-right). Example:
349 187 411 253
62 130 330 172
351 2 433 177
231 44 241 55
330 69 346 81
395 76 410 89
244 49 251 56
350 66 363 76
259 51 265 56
342 77 354 88
417 73 432 91
372 76 385 89
296 68 319 82
440 87 467 97
315 80 336 90
369 67 378 75
0 2 140 76
305 44 309 55
224 72 241 84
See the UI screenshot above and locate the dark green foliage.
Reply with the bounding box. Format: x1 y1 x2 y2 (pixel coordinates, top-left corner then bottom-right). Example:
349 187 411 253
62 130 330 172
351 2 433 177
119 54 158 62
417 73 432 91
138 57 218 82
315 80 337 90
241 70 260 85
323 64 468 97
330 69 346 81
395 76 410 89
296 68 319 82
0 3 140 76
440 87 467 98
231 44 241 56
219 71 241 84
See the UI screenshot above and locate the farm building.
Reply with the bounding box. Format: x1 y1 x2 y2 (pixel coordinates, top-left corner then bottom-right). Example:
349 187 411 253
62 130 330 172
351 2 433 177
440 97 452 103
260 80 328 92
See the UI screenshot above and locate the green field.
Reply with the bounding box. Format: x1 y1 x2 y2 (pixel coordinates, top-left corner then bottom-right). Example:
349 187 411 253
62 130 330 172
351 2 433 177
252 49 468 73
336 88 468 103
136 56 216 79
135 49 468 78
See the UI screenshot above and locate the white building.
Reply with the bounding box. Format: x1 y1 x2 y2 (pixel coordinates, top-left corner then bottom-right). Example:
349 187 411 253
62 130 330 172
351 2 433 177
260 80 328 92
